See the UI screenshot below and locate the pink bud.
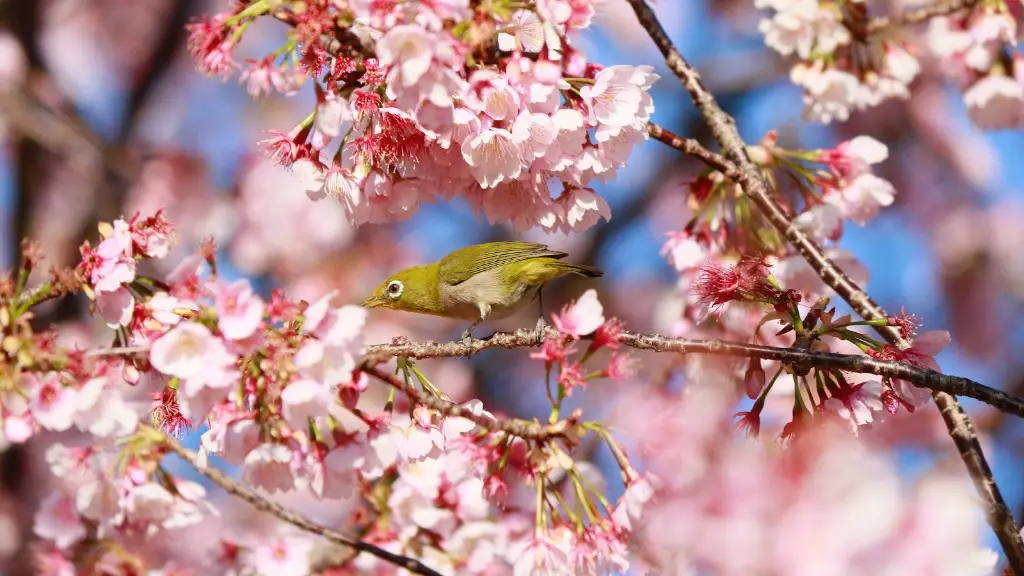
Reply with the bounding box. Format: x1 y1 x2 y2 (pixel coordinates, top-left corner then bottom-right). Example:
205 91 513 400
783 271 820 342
880 389 902 415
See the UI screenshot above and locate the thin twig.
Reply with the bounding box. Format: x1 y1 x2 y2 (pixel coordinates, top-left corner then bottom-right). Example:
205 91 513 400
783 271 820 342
624 0 1024 570
363 329 1024 419
160 434 447 576
646 122 742 180
359 364 578 442
867 0 981 33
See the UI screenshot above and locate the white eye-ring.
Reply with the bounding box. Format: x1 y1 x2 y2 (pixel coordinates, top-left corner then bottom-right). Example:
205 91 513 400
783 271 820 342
386 280 404 300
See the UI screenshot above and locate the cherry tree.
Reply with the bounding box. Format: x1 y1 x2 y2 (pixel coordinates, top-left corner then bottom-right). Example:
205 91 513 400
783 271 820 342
2 0 1024 574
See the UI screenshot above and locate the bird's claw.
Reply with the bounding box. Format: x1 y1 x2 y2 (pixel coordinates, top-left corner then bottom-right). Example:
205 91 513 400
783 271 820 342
534 316 548 345
461 330 474 358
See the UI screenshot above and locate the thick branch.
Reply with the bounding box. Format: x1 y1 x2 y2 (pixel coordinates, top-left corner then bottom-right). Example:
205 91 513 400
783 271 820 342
363 329 1024 419
624 0 1024 570
160 434 446 576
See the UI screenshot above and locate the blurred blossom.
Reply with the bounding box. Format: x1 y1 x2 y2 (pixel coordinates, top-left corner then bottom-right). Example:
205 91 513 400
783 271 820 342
125 153 237 259
614 383 995 576
230 157 355 277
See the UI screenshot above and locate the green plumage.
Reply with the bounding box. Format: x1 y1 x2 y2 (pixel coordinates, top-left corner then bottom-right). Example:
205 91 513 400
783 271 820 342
363 241 602 349
438 241 569 285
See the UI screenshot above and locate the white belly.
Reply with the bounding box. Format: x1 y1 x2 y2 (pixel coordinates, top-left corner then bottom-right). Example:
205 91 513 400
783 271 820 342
439 268 541 321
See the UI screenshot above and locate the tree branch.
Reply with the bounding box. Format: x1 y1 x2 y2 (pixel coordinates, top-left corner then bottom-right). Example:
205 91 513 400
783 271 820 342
159 434 447 576
359 363 579 442
867 0 981 34
647 122 742 180
362 329 1024 419
623 0 1024 571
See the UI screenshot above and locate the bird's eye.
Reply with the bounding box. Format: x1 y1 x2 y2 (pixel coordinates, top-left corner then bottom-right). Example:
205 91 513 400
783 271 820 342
386 280 404 299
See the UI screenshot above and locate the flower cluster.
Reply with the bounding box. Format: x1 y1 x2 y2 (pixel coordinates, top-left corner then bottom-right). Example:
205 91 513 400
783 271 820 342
187 0 659 234
615 384 997 576
926 3 1024 129
0 212 656 574
659 133 891 350
756 0 921 123
655 128 949 439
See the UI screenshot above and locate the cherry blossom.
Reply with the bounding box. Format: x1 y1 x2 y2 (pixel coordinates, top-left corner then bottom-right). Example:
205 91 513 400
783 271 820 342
553 288 605 337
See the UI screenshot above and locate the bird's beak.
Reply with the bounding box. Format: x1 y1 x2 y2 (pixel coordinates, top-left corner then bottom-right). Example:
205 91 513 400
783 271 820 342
361 296 382 309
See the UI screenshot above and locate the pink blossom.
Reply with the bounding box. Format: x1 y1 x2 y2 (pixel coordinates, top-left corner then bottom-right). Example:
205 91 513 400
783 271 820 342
511 110 556 160
553 288 605 337
834 173 896 225
756 0 822 59
240 57 279 98
963 74 1024 130
248 534 314 576
441 400 493 446
462 128 523 189
147 292 195 327
376 25 437 89
823 380 884 435
74 377 138 438
290 158 327 201
3 415 32 444
201 417 260 466
293 340 357 388
150 322 223 380
243 444 296 494
30 375 77 432
512 535 571 576
612 476 655 532
560 187 611 232
888 330 950 408
34 547 75 576
214 280 265 340
74 479 119 524
791 63 859 124
530 333 575 366
0 31 27 91
830 135 889 177
123 482 176 525
498 10 545 53
580 65 658 127
396 407 445 460
177 359 238 423
310 444 359 499
128 211 175 258
33 494 85 550
361 424 403 480
794 202 843 243
280 379 335 431
661 231 708 272
465 70 521 121
96 286 135 328
541 108 587 172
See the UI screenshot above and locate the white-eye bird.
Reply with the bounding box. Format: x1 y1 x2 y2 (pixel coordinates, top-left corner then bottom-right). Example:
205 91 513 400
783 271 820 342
362 241 603 350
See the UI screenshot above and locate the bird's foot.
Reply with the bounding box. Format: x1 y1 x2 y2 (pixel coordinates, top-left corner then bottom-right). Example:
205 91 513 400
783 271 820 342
534 316 548 345
461 329 474 358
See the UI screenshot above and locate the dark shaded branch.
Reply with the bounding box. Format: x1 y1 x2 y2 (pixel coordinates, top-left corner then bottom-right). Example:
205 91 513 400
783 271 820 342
362 329 1024 419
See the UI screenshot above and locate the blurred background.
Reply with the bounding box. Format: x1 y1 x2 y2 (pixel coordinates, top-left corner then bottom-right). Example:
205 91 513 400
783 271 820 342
2 0 1024 573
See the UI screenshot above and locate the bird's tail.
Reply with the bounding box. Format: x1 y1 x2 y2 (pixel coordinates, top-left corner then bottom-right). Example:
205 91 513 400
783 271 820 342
558 262 604 278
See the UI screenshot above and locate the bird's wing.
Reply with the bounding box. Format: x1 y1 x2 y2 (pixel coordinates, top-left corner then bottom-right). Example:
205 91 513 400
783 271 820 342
438 241 566 285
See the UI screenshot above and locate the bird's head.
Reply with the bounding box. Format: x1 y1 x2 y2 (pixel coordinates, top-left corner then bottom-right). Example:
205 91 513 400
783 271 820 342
361 265 441 314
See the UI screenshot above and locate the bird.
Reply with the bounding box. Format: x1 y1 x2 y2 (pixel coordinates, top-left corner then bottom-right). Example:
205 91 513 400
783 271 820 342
361 241 603 353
